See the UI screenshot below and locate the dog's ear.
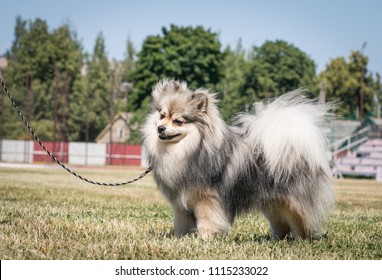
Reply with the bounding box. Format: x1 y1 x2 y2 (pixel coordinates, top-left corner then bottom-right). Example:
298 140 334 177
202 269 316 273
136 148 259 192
192 91 209 113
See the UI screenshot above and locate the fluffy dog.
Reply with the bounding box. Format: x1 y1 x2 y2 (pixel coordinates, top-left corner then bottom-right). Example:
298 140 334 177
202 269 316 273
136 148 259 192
142 79 335 239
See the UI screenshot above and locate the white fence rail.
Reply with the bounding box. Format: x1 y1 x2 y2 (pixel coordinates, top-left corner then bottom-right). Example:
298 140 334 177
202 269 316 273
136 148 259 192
329 127 370 160
0 140 33 163
68 142 106 166
0 139 144 166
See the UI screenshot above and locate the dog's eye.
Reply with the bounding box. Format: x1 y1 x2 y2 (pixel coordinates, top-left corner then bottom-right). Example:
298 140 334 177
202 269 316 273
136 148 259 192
173 119 184 126
160 113 165 120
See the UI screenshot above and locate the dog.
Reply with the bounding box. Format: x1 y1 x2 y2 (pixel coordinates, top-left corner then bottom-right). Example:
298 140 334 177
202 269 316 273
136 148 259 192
142 79 335 239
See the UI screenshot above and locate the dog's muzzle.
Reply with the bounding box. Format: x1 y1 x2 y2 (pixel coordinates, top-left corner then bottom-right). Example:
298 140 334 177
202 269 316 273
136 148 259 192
157 125 181 141
158 125 166 133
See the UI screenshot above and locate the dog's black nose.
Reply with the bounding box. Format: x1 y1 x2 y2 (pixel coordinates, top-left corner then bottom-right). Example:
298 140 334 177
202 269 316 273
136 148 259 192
158 125 166 133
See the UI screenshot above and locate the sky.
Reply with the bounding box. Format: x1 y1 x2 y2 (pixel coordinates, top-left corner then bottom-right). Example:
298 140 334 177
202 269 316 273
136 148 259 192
1 0 381 75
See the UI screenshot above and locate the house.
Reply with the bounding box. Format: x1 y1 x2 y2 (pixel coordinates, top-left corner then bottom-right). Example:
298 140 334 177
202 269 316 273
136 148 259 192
95 112 133 143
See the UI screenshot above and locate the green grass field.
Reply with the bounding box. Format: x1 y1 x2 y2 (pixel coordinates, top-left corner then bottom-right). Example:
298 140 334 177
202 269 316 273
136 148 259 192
0 166 381 260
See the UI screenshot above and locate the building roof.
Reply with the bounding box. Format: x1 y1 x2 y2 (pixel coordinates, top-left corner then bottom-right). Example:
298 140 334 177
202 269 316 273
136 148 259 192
95 112 132 142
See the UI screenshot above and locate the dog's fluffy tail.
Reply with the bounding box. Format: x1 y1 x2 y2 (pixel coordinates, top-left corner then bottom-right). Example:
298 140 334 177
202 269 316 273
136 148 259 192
237 90 333 182
235 90 335 233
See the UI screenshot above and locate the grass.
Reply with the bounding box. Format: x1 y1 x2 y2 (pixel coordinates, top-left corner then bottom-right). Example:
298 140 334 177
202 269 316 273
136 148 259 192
0 166 381 260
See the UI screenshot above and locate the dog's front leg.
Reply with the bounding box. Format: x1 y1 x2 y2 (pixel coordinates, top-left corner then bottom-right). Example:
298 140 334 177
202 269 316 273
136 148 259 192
172 204 197 236
192 193 230 239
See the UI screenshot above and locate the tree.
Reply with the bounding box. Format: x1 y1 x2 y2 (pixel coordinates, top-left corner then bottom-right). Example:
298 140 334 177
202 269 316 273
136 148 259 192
371 73 382 118
130 25 224 110
217 40 248 121
318 51 377 119
8 16 27 59
242 40 316 110
51 25 84 142
86 32 111 141
2 17 84 141
115 36 136 114
3 17 53 140
127 25 224 143
121 35 136 83
67 71 88 141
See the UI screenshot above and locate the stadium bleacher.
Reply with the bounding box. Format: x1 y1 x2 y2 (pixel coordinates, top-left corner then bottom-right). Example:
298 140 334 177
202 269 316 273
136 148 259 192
334 138 382 180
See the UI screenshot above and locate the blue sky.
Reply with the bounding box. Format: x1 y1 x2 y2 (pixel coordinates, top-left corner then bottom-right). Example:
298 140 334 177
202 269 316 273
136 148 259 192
1 0 381 75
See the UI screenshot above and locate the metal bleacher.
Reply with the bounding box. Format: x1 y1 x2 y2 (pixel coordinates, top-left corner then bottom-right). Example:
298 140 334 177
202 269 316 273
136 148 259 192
332 136 382 180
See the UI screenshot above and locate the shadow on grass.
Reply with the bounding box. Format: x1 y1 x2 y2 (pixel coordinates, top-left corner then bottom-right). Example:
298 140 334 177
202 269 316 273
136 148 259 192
251 232 329 243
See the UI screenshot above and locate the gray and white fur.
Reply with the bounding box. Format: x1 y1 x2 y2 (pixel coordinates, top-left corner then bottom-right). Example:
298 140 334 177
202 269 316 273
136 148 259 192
142 79 335 239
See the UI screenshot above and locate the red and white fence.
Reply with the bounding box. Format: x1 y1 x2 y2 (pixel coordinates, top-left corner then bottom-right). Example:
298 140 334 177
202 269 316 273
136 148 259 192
0 139 145 167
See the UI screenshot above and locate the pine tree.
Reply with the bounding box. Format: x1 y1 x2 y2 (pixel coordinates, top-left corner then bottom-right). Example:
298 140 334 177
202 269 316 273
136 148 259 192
218 40 248 121
2 18 84 141
116 36 136 114
87 32 111 141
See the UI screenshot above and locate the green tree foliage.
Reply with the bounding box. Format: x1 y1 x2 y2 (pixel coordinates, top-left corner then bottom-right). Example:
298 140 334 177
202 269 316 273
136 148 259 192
318 51 379 119
130 25 224 110
3 17 382 145
218 40 248 121
371 73 382 118
242 40 316 109
115 36 136 114
127 25 224 143
121 36 136 83
2 17 83 140
67 73 87 141
86 33 111 141
2 17 51 139
51 25 83 142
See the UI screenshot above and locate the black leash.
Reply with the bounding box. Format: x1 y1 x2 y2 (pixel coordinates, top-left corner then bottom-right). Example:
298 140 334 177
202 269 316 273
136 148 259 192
0 75 152 186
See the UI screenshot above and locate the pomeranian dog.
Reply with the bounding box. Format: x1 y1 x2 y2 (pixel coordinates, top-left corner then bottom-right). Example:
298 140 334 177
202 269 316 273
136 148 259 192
142 79 335 239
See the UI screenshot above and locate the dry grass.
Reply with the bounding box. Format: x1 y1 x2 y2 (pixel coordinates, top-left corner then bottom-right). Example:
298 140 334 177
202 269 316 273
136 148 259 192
0 166 381 259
